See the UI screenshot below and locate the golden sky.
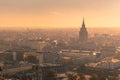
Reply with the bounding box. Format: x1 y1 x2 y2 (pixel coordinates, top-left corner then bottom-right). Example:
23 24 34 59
0 0 120 28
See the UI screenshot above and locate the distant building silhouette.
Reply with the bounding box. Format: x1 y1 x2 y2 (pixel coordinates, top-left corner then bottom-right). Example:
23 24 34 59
79 18 88 42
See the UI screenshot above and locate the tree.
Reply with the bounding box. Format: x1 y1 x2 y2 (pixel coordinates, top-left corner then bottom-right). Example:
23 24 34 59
46 69 57 80
90 74 99 80
99 76 106 80
79 73 86 80
108 76 118 80
67 74 74 80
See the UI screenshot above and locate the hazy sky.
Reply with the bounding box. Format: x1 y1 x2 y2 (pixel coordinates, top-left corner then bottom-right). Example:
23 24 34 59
0 0 120 28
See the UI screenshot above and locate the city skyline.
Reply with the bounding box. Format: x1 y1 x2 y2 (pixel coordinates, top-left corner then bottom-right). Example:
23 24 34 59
0 0 120 28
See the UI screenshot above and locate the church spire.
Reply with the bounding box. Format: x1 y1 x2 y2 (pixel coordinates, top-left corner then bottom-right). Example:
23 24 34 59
79 18 88 42
83 18 85 25
82 18 85 28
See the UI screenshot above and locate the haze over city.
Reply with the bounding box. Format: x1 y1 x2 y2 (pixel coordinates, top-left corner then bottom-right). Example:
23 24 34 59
0 0 120 29
1 0 120 80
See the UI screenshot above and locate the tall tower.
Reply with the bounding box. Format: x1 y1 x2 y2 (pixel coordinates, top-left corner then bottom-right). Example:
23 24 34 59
79 18 88 42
